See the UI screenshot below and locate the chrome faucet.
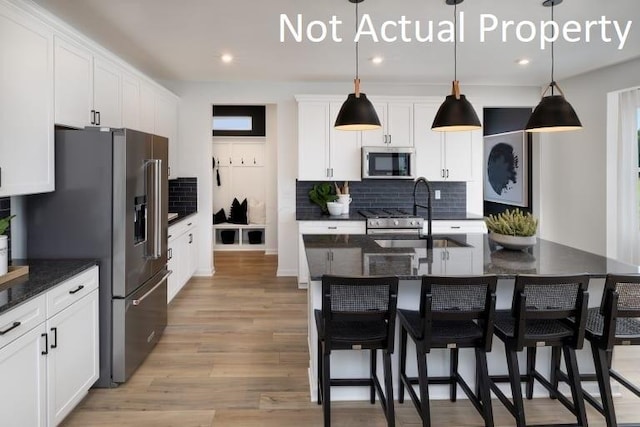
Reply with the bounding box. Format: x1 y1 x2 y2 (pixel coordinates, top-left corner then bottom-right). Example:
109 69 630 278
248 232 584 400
413 176 433 250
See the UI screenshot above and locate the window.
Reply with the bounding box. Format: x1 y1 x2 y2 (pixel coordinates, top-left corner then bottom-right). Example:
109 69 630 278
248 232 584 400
212 105 266 137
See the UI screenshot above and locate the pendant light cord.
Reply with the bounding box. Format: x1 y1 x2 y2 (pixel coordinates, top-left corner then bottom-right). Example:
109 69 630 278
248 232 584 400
453 2 458 82
355 1 359 81
550 2 555 94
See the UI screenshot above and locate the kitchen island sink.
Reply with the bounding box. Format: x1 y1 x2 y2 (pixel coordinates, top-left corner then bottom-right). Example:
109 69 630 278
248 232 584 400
374 237 470 249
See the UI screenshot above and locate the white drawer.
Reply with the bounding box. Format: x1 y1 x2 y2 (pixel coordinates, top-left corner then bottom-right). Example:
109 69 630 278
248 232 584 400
431 220 487 234
169 219 194 242
299 221 366 235
0 294 46 350
46 266 99 317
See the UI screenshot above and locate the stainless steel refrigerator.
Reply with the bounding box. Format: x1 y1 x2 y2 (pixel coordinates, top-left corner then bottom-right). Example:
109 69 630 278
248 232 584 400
27 127 169 387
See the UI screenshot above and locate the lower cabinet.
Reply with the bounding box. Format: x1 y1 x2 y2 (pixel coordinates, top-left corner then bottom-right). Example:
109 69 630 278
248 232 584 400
0 266 99 427
168 220 198 303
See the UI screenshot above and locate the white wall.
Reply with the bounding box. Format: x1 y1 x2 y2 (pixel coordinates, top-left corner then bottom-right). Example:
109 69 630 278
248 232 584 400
165 80 540 277
537 58 640 256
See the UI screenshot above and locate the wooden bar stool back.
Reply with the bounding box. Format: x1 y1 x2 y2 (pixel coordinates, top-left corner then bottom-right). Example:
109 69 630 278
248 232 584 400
315 275 399 427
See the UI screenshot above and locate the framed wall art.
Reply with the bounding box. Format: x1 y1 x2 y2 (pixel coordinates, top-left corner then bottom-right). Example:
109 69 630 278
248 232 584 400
483 130 529 207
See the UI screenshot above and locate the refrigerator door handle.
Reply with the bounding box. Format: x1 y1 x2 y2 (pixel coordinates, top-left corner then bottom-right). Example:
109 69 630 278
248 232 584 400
132 270 172 306
145 159 163 259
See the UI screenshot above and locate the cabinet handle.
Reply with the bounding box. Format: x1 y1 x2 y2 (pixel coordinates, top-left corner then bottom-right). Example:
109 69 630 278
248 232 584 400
0 321 21 335
253 157 256 165
69 285 85 295
189 233 193 244
96 111 101 126
383 135 387 144
241 157 244 165
168 234 172 239
229 158 232 165
446 169 449 178
441 169 445 178
41 333 48 355
388 134 392 145
168 248 172 260
328 226 338 230
451 226 461 229
187 223 193 226
50 327 58 349
326 168 330 177
90 110 96 125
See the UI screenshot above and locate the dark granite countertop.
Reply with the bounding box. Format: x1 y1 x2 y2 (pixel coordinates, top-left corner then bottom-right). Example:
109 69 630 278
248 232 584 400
0 259 98 315
296 212 484 221
169 211 197 227
302 233 639 281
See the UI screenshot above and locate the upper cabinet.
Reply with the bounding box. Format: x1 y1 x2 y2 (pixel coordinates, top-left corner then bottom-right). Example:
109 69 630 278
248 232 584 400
361 100 414 148
154 92 179 178
297 98 361 181
414 102 478 182
54 38 122 128
0 4 54 197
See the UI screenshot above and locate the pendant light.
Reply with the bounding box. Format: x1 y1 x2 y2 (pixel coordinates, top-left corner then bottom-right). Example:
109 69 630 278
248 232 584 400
334 0 381 131
432 0 481 132
525 0 582 133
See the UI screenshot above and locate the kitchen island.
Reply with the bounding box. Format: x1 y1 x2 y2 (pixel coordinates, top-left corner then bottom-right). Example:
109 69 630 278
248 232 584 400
302 233 639 402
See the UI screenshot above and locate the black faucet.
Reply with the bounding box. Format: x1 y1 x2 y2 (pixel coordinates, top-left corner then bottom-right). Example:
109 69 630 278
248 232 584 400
413 176 433 250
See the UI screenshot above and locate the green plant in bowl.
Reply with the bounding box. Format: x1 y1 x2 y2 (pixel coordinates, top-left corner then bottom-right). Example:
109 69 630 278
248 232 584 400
485 209 538 250
308 183 338 214
0 215 15 235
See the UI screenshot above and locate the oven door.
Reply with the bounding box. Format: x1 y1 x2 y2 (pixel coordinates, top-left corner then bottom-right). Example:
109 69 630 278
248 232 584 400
362 147 414 179
364 253 416 276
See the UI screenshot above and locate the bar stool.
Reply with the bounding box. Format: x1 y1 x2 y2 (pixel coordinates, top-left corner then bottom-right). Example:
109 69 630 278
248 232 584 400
315 275 399 427
488 274 590 427
552 273 640 427
397 275 498 427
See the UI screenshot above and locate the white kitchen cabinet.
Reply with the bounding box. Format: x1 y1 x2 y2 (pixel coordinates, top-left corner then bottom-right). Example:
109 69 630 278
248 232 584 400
361 101 414 148
54 36 93 129
0 266 99 427
297 221 366 288
121 72 141 130
93 57 122 128
414 102 477 181
0 323 47 427
297 99 361 181
168 219 197 303
0 5 54 197
139 81 156 134
46 287 99 426
155 92 179 178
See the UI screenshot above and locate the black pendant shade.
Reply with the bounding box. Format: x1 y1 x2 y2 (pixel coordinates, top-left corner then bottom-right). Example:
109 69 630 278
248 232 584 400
432 88 481 132
525 94 582 133
335 92 381 131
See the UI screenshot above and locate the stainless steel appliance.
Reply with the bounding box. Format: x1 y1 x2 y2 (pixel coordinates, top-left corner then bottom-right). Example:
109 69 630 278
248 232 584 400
362 146 415 179
359 209 424 235
26 127 169 387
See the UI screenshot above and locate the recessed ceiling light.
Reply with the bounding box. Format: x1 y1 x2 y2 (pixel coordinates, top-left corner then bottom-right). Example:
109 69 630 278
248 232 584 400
371 56 384 65
516 58 531 66
221 54 233 63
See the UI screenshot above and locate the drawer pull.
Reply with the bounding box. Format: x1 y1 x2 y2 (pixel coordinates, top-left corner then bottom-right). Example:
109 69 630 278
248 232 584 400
51 327 58 349
0 321 21 335
41 333 48 355
451 226 461 229
69 285 85 295
328 226 338 230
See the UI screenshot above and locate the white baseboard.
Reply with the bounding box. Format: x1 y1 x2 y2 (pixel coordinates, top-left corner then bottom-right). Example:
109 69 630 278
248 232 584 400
194 268 214 277
265 249 278 255
276 268 297 277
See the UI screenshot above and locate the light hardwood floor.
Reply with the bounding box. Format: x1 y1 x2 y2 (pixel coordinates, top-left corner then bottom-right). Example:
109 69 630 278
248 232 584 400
63 251 639 426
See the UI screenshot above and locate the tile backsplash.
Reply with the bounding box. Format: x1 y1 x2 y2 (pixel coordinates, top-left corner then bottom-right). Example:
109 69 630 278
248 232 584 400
0 197 11 261
168 178 198 217
297 180 466 217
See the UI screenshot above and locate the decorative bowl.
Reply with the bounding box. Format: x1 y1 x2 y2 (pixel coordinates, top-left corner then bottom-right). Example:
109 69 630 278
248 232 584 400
488 232 536 251
326 202 344 216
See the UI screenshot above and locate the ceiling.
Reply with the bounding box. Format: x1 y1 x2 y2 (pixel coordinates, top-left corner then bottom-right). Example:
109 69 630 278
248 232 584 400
33 0 640 86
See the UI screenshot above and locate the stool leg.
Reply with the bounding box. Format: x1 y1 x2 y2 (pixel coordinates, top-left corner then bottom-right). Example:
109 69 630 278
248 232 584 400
370 349 377 404
450 348 459 402
416 350 431 427
317 338 322 405
398 325 408 404
563 345 588 427
526 347 536 400
591 342 617 427
549 346 561 399
383 351 396 427
506 349 526 427
323 351 331 427
476 348 495 427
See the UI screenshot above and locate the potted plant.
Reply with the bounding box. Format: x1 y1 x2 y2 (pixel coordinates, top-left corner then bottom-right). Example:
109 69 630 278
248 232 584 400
308 183 338 214
485 209 538 251
0 215 15 275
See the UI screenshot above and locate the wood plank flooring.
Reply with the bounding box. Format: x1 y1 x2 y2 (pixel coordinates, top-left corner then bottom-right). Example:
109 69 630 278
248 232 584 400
63 251 639 426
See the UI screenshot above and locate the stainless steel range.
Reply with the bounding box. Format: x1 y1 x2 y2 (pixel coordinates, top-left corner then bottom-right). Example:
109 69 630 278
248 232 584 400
359 209 424 235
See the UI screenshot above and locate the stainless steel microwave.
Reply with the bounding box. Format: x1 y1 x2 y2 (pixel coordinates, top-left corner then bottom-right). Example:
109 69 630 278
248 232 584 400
362 146 415 179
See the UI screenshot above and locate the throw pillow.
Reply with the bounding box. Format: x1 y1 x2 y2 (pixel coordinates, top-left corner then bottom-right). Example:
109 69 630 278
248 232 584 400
213 208 227 224
229 198 248 224
248 198 266 224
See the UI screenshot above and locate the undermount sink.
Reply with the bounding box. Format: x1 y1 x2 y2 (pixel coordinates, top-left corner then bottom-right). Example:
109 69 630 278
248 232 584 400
374 238 470 249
